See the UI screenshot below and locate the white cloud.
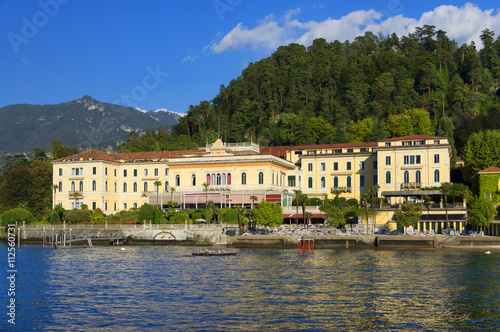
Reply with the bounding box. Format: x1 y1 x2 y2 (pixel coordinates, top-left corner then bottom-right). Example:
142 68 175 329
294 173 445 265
182 55 197 63
208 3 500 53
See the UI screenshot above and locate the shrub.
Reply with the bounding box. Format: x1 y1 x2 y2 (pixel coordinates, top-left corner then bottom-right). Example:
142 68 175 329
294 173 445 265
50 211 60 224
346 198 359 207
1 208 34 227
137 204 155 222
65 209 92 223
308 197 323 206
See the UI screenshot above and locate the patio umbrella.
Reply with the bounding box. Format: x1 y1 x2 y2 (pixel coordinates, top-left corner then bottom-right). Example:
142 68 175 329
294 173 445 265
196 218 206 222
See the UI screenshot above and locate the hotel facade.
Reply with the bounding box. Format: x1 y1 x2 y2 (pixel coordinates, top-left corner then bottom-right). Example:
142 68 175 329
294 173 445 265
52 135 462 228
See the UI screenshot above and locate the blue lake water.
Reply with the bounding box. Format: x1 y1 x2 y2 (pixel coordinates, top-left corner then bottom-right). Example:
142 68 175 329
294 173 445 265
1 244 500 331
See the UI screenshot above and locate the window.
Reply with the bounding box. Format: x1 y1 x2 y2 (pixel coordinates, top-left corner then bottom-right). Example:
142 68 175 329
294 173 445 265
92 180 96 191
416 170 421 183
346 176 352 187
333 176 339 188
346 162 351 171
386 171 391 184
320 163 325 171
114 182 117 192
373 174 378 185
58 168 62 176
242 172 247 185
360 175 365 187
134 169 137 177
386 156 391 166
259 172 264 185
123 182 127 193
404 171 409 184
154 168 159 176
123 169 127 177
347 149 353 153
434 154 440 163
333 162 338 171
105 167 108 176
144 169 148 176
164 181 169 191
92 202 96 210
58 181 62 192
434 170 440 183
192 174 196 186
385 142 391 147
71 181 75 192
307 150 316 155
175 175 180 186
114 169 117 176
133 203 138 209
333 149 342 154
92 167 96 175
105 181 108 192
216 174 221 185
434 140 440 144
123 203 127 211
308 177 313 188
227 173 231 185
404 155 421 165
360 148 367 152
308 163 313 172
79 181 84 192
288 176 296 187
104 201 108 211
144 182 148 192
114 202 117 212
223 173 226 185
165 168 168 176
133 182 138 192
359 161 365 170
373 161 377 169
321 176 326 188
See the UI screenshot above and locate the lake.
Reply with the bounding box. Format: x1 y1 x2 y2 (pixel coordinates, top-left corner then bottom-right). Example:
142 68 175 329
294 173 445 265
2 245 500 331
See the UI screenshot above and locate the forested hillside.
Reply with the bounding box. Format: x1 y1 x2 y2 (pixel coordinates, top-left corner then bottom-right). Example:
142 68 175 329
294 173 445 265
164 26 500 160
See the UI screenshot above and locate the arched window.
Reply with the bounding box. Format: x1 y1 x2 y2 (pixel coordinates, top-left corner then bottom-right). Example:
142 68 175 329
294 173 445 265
192 174 196 186
320 176 326 188
434 169 440 183
360 175 365 187
175 175 180 186
58 181 62 192
105 181 108 192
216 173 221 185
92 180 96 192
347 175 352 187
272 172 275 185
71 181 75 192
259 172 264 185
404 171 409 184
144 182 148 192
385 171 391 184
276 173 279 186
164 181 169 192
206 174 211 185
123 182 127 193
133 182 138 193
333 176 338 188
227 173 231 185
308 177 313 188
242 172 246 185
79 181 84 192
373 174 378 186
114 182 117 193
222 173 226 185
416 170 421 183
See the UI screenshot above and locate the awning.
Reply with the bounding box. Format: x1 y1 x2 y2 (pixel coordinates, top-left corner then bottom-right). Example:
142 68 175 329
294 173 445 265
381 190 442 197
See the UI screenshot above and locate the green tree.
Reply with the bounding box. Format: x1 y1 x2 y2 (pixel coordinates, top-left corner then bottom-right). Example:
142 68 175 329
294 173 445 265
29 160 52 216
0 165 32 212
154 180 162 208
392 202 423 233
463 130 500 181
467 195 497 232
253 200 283 229
65 209 92 223
137 204 155 222
1 208 34 227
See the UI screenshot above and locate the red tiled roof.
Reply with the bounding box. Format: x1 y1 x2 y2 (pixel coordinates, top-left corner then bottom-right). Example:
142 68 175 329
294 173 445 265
380 135 447 142
57 150 116 162
478 166 500 174
260 146 287 157
283 142 378 150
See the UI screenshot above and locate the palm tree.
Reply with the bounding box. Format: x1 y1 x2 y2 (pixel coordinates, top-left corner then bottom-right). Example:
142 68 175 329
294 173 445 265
440 182 452 230
170 187 176 206
234 205 245 235
301 193 308 226
202 182 209 208
305 212 313 229
70 191 81 209
368 185 380 233
154 180 162 209
293 189 302 225
250 195 258 209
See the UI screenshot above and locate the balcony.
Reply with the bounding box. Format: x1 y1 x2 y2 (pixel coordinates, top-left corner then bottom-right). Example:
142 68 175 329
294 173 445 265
207 185 232 191
68 191 84 198
331 186 352 193
400 182 422 189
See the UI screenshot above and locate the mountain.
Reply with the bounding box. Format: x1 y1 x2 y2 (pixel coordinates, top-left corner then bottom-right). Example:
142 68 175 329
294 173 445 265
0 96 182 155
147 108 184 125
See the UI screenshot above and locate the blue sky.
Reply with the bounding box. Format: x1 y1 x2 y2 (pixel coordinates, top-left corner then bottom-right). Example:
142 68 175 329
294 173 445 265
1 1 500 114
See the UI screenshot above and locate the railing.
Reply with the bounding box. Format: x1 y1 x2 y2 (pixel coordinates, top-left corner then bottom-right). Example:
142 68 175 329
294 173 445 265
67 191 84 197
207 185 232 191
401 182 422 189
331 186 352 193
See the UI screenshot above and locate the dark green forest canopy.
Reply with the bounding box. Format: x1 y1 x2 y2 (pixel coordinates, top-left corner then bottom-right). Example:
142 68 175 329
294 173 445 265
122 27 500 158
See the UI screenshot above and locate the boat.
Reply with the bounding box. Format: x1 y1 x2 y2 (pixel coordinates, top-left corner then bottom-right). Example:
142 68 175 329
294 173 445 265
192 249 237 256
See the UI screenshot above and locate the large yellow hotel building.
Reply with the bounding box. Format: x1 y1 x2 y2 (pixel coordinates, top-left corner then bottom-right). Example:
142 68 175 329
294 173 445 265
52 135 456 226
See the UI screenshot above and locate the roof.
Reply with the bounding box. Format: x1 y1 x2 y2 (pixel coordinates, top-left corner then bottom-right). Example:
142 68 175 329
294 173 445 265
379 135 447 142
260 146 287 158
381 190 442 197
477 166 500 174
284 142 378 150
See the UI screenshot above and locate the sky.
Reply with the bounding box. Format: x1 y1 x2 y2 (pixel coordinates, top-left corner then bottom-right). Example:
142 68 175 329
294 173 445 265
1 0 500 114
